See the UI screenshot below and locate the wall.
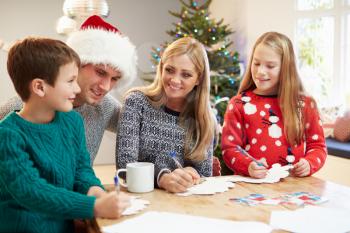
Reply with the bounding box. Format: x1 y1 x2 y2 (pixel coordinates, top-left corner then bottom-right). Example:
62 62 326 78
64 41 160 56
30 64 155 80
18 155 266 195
210 0 295 65
0 0 179 164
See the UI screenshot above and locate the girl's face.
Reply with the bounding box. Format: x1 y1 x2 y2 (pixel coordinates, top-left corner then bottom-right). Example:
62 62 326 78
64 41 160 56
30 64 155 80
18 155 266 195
162 54 200 110
251 43 282 96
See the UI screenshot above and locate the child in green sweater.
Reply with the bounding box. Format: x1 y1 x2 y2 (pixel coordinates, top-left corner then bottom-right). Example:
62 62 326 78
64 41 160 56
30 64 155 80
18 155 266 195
0 37 130 233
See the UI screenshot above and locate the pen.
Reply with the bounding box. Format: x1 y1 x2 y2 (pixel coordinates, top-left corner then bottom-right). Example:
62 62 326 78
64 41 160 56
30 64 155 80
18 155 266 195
114 175 120 195
236 145 268 168
170 151 183 169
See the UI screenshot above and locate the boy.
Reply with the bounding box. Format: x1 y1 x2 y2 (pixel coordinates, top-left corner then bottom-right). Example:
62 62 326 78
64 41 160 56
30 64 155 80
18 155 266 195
0 37 129 233
0 15 138 164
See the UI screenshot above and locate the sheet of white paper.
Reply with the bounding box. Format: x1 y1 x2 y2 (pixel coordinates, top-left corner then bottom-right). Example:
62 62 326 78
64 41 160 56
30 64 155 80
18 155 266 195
103 211 272 233
270 206 350 233
229 164 292 184
177 176 235 196
122 196 150 216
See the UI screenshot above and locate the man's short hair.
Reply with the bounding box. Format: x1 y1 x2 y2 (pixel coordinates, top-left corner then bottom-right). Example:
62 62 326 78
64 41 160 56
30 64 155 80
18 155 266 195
7 37 81 101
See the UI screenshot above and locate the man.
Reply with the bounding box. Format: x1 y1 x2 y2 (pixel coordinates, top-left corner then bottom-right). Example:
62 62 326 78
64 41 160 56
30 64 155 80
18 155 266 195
0 15 137 164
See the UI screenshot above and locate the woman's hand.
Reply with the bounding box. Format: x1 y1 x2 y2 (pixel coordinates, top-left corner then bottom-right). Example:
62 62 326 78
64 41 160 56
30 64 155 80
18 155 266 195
183 167 201 184
159 168 198 193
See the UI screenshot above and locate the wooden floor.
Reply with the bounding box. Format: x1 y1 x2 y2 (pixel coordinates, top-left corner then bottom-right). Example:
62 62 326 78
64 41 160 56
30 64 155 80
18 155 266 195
93 155 350 187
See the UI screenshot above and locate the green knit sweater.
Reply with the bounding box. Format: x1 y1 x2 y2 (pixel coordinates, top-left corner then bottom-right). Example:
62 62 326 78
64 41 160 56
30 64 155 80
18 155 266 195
0 111 103 233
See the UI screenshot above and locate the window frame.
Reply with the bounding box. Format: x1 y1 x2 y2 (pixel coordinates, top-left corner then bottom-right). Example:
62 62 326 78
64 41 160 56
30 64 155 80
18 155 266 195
294 0 350 108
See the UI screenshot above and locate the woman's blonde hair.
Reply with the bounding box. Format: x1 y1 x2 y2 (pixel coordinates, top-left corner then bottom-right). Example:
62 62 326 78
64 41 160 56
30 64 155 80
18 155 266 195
239 31 310 146
129 37 216 162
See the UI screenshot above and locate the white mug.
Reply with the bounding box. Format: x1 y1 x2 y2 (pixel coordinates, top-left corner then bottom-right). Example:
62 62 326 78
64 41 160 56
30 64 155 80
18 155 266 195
116 162 154 193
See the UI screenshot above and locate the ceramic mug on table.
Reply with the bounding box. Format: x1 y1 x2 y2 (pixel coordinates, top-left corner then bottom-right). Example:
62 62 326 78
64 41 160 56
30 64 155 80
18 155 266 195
116 162 154 193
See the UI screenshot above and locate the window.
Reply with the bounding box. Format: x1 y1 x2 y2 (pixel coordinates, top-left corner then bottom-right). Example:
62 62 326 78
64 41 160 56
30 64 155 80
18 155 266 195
295 0 350 110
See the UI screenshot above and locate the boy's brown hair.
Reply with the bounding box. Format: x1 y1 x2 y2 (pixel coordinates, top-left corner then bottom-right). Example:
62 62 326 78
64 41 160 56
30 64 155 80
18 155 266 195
7 37 81 101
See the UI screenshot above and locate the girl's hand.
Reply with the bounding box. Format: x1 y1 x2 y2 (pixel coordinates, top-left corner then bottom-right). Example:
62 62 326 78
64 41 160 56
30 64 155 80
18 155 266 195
248 158 268 178
94 191 130 219
159 168 195 193
291 158 311 177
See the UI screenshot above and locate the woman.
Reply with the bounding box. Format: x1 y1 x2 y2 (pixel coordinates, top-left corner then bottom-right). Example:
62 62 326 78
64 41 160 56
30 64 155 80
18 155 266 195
116 37 217 193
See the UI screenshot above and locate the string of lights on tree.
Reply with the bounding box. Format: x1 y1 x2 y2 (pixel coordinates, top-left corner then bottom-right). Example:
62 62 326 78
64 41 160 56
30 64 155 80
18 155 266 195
150 0 242 174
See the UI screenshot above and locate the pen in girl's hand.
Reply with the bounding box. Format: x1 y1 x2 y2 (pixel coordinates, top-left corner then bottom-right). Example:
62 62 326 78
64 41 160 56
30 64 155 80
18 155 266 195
236 145 268 168
114 175 120 195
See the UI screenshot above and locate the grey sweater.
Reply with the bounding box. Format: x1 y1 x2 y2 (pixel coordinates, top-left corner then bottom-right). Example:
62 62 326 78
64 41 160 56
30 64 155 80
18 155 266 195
116 91 213 183
0 94 120 164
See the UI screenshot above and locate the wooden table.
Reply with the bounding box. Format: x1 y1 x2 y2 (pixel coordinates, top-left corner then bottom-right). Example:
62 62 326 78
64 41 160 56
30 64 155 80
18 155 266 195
96 176 350 232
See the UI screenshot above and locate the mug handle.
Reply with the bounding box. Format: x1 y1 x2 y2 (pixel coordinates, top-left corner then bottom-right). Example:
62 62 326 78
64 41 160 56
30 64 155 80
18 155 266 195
116 169 128 188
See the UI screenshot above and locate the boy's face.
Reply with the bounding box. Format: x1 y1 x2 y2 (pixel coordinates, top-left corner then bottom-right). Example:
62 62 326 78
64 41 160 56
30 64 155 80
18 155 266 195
45 62 80 112
74 64 122 106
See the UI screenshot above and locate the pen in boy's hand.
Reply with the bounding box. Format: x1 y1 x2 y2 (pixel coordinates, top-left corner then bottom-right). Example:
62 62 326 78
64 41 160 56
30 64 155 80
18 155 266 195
170 151 183 169
236 145 268 168
114 175 120 195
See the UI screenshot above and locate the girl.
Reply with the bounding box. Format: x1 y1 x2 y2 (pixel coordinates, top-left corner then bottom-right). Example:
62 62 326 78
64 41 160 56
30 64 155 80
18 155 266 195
116 37 217 193
221 32 326 178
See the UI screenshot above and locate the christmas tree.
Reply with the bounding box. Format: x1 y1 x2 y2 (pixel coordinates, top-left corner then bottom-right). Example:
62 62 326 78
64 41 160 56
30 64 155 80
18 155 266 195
151 0 241 175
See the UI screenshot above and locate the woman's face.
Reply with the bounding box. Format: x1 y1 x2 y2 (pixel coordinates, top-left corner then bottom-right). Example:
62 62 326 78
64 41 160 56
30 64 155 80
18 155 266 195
162 54 200 110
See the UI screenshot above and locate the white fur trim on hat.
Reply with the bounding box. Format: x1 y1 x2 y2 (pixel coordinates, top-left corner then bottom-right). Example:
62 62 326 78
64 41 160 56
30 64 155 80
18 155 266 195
66 28 137 88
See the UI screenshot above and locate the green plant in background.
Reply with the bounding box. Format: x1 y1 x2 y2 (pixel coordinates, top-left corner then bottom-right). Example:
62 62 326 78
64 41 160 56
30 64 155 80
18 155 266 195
150 0 242 175
297 17 331 101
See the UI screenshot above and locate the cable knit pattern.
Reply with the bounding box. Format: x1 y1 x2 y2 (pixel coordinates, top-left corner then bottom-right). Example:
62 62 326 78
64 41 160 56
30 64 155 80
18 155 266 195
0 94 120 164
0 111 103 233
116 91 213 184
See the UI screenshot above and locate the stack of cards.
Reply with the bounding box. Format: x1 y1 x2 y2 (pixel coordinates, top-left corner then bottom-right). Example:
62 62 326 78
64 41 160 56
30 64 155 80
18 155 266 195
231 192 328 206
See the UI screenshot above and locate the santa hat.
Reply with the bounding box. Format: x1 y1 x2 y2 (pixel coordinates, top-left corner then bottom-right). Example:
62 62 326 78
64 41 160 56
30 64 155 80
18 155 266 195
66 15 137 88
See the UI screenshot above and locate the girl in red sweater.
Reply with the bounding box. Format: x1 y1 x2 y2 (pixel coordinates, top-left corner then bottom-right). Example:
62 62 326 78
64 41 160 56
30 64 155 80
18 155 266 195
221 32 327 178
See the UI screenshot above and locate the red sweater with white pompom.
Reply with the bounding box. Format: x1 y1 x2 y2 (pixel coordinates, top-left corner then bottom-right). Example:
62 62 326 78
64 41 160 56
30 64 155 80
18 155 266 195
221 91 327 176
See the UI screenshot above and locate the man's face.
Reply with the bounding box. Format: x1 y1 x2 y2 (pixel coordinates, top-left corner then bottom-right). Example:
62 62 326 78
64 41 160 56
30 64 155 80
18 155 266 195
74 64 122 106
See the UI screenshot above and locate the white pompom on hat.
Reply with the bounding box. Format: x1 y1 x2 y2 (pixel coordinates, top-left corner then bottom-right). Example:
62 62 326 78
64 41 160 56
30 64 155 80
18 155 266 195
66 15 137 88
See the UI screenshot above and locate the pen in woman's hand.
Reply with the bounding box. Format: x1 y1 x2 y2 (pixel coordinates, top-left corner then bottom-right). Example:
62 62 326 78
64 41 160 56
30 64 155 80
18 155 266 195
170 151 183 169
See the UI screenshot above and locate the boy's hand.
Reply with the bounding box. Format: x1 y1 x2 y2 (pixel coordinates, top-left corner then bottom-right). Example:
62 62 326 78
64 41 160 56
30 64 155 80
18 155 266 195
87 186 107 198
159 168 195 193
291 158 310 177
94 191 130 219
248 158 268 178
